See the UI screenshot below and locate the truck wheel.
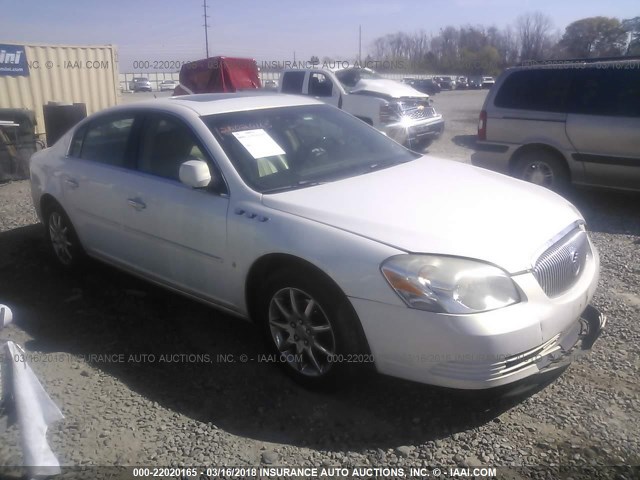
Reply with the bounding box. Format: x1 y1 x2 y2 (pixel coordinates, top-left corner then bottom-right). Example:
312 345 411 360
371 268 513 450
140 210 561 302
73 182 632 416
410 138 433 152
257 269 368 390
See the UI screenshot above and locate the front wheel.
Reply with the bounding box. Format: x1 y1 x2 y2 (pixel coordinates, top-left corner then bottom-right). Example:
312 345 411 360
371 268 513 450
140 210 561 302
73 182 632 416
409 137 433 153
258 270 368 390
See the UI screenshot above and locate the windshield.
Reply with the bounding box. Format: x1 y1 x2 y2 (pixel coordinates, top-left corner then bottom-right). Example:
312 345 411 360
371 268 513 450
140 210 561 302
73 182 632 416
203 104 418 193
335 68 382 88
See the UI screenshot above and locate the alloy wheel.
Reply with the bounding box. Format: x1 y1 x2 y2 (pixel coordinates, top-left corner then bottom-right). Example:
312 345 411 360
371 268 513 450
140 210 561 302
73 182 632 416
268 287 336 377
48 211 73 265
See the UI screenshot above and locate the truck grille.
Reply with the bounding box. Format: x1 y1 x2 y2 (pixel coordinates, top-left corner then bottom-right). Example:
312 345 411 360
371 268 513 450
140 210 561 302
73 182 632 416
532 227 590 297
404 106 436 119
398 99 436 120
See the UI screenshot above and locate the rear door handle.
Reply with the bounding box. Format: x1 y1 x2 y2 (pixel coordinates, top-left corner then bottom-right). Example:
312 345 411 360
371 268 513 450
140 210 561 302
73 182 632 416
64 178 79 189
127 198 146 211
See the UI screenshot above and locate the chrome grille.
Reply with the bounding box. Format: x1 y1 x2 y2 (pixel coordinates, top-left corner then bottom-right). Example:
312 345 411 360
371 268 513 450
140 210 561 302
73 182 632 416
404 106 436 119
398 99 436 120
533 228 590 297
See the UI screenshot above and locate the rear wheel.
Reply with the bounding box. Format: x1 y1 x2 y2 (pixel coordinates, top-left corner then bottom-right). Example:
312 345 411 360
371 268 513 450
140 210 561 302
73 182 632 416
513 149 569 192
258 269 368 390
44 203 85 269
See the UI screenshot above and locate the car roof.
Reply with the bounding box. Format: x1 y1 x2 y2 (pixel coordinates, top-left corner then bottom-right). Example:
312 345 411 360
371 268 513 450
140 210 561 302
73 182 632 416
169 92 322 115
104 92 323 117
508 57 640 72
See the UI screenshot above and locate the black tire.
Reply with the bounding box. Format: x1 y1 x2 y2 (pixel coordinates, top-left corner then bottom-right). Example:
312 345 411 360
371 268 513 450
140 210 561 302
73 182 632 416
43 203 85 270
513 149 570 192
257 269 368 390
409 137 433 152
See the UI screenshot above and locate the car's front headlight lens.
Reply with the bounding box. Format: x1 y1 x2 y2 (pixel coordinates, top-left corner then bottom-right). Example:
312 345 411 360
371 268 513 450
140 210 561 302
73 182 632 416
381 255 520 314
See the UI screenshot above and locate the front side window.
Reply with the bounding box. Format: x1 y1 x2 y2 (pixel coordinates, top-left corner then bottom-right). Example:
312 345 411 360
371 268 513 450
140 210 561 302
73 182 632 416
203 104 418 193
79 116 135 167
138 114 207 181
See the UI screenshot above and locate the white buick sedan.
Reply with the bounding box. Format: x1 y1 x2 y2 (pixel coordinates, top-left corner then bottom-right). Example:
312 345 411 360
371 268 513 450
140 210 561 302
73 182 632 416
30 93 605 390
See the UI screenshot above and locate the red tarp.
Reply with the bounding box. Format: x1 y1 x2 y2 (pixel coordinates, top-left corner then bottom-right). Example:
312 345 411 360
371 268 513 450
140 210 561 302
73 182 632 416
173 56 261 95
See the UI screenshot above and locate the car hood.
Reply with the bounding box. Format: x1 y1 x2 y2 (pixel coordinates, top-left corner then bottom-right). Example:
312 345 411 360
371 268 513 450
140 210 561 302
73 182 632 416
350 79 429 99
261 157 583 273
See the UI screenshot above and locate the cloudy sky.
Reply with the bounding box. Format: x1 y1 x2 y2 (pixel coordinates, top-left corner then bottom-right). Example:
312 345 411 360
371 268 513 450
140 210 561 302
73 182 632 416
1 0 638 70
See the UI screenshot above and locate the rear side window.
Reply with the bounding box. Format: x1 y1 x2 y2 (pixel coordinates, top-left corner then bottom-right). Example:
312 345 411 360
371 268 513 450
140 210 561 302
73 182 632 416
68 125 86 157
309 72 333 97
79 116 135 167
281 71 305 93
570 68 640 118
494 70 572 113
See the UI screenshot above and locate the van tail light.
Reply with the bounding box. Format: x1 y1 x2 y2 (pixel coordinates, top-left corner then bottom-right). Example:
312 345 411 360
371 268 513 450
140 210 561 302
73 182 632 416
478 110 487 141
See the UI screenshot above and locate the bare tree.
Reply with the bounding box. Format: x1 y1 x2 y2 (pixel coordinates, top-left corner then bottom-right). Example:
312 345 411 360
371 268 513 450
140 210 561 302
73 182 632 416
517 12 553 61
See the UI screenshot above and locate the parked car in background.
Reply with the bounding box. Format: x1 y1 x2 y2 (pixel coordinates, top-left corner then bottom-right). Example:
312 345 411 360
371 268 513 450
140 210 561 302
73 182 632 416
468 76 483 89
262 80 278 90
159 80 179 92
482 76 496 89
130 77 152 92
438 76 456 90
410 78 441 95
30 92 604 391
279 67 444 150
475 58 640 192
456 76 468 89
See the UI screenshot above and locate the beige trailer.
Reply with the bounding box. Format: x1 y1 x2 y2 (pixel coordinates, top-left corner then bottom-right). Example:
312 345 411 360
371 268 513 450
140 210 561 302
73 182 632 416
0 43 120 138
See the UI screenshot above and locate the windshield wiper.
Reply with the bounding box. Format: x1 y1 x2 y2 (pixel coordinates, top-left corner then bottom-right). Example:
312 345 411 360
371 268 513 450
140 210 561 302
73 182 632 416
363 159 409 173
262 180 324 194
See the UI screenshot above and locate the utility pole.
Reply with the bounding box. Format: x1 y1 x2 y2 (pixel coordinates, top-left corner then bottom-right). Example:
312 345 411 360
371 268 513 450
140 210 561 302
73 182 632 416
358 25 362 63
203 0 210 58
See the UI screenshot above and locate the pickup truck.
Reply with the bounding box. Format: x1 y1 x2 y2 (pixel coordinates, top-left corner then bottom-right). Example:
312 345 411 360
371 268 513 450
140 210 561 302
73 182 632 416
278 67 444 150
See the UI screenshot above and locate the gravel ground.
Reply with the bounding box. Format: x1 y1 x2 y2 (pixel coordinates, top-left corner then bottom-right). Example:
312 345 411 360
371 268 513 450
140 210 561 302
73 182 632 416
427 89 488 163
1 92 639 479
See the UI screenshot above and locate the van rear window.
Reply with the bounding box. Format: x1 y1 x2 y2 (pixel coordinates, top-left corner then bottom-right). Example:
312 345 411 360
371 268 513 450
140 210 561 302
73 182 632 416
494 70 571 113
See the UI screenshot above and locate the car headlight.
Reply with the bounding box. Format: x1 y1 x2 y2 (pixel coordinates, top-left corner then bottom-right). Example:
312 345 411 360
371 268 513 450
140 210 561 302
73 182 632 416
381 254 520 314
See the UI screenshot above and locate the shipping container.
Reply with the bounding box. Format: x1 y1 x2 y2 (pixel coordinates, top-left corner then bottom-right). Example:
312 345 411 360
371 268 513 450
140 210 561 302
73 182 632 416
0 43 120 139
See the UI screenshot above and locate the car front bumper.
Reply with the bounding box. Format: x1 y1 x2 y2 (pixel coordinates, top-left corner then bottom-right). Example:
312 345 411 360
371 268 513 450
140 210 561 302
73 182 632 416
349 254 601 390
384 116 445 147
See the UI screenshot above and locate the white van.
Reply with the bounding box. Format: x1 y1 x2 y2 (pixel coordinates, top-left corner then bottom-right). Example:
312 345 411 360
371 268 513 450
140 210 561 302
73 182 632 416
475 58 640 191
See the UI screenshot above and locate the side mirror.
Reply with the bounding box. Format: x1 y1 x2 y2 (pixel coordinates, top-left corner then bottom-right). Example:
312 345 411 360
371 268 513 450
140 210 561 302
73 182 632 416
179 160 211 188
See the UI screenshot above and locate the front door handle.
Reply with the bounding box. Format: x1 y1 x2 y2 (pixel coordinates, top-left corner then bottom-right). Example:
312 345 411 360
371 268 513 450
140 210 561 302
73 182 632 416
64 178 79 189
127 198 146 211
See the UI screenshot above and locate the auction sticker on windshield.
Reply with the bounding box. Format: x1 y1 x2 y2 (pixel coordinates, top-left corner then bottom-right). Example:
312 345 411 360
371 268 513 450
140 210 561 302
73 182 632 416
231 129 285 159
